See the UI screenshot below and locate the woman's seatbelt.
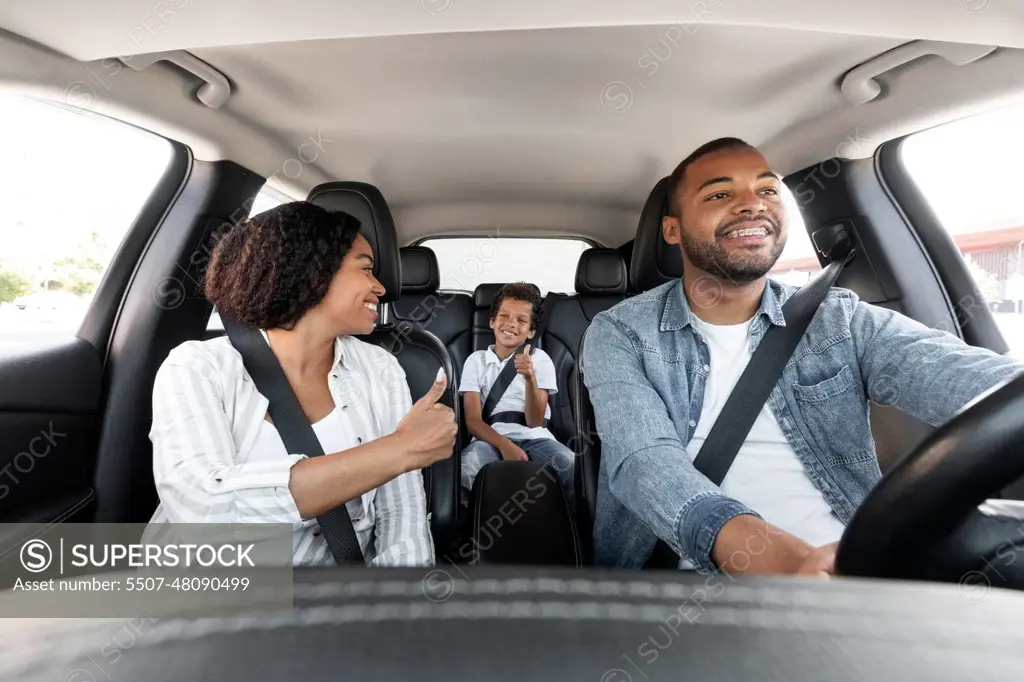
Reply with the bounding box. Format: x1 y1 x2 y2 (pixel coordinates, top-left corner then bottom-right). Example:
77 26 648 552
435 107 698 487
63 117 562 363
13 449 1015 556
222 319 365 565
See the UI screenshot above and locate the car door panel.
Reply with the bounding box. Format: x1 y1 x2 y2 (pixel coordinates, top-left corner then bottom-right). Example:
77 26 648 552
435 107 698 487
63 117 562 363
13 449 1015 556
0 339 103 524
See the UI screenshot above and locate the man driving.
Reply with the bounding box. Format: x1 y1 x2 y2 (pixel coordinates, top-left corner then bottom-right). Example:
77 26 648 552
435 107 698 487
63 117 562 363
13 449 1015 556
581 137 1024 576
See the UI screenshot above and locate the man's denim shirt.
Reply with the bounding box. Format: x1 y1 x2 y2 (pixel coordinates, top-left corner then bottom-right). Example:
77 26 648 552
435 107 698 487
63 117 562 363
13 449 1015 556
580 278 1024 573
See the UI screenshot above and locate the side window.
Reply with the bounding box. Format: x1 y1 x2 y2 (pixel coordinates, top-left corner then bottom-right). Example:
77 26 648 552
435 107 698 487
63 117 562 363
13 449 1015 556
770 183 821 285
0 95 172 350
901 103 1024 356
418 237 592 295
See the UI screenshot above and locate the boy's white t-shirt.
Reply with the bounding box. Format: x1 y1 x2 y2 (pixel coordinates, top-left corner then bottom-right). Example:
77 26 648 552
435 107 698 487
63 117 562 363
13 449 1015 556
678 315 846 569
459 346 559 441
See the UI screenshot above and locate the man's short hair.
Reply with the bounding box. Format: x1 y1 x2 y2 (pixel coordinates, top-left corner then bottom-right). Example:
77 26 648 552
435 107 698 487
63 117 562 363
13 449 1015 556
666 137 756 216
489 282 543 330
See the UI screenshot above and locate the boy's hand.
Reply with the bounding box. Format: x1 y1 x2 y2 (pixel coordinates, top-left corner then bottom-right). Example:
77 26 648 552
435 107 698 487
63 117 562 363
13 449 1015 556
514 344 535 383
499 440 529 461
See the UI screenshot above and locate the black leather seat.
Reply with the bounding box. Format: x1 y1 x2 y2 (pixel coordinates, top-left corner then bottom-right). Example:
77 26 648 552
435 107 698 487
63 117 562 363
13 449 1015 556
307 182 461 554
538 249 629 446
394 246 474 386
575 178 674 561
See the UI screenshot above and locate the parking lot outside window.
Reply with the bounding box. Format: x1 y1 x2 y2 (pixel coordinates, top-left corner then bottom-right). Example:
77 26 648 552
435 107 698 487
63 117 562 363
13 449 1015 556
901 102 1024 358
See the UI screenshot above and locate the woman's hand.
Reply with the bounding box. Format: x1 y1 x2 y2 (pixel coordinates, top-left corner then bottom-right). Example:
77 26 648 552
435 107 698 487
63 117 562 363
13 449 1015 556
394 369 458 470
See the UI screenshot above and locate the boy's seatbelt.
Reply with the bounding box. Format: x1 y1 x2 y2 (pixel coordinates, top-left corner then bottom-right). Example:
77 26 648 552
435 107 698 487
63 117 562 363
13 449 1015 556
645 247 855 567
482 345 546 426
482 295 557 429
221 318 365 565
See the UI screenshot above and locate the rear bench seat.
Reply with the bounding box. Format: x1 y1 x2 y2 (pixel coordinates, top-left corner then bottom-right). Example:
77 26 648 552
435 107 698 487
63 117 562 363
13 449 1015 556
393 246 474 387
538 248 629 446
467 249 629 445
464 249 630 565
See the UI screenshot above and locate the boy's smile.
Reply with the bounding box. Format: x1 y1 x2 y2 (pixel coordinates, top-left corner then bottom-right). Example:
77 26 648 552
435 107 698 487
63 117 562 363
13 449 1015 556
490 298 535 356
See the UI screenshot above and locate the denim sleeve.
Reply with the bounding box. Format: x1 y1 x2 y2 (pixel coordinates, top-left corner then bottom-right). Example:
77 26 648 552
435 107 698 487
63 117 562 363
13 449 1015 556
849 295 1024 426
582 313 760 573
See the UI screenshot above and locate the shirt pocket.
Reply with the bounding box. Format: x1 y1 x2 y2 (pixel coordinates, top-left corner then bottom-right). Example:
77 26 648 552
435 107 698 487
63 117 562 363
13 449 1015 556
791 364 875 466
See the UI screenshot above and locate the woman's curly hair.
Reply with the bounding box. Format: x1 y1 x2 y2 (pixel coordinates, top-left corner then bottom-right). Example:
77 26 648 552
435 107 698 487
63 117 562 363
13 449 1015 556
489 282 543 330
204 201 362 330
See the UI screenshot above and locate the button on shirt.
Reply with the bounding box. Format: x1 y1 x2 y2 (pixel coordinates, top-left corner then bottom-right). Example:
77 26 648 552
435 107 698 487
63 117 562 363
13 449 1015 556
459 345 559 441
145 333 434 567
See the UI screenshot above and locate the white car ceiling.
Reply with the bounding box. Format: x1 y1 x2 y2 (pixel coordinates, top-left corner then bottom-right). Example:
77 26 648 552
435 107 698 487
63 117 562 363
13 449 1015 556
1 0 1023 245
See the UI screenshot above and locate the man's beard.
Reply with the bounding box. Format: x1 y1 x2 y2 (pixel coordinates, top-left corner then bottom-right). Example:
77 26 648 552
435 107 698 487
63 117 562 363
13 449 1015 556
679 220 786 283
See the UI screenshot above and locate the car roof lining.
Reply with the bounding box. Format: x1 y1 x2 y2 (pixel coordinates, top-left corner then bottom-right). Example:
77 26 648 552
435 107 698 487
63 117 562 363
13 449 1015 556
1 1 1023 246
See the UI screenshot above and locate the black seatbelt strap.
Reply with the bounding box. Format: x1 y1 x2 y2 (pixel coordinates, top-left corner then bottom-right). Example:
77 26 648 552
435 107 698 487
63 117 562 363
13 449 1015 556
691 249 855 485
645 249 855 569
481 345 530 420
487 411 551 428
222 317 364 564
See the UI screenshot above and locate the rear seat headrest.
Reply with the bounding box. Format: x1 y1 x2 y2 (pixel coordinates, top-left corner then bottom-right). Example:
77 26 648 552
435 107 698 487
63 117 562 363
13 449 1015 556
575 248 627 296
307 181 402 303
473 283 507 309
630 176 683 293
400 246 439 293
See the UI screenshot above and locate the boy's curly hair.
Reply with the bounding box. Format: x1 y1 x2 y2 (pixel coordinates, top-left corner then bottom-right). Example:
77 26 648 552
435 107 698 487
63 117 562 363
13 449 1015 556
489 282 543 330
204 201 362 330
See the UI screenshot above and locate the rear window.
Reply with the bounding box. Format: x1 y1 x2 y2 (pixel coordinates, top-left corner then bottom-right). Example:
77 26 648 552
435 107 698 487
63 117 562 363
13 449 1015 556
419 238 591 294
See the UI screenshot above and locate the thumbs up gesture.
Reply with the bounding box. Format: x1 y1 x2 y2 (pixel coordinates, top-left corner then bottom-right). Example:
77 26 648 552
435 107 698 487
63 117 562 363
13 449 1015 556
514 344 536 383
395 368 457 469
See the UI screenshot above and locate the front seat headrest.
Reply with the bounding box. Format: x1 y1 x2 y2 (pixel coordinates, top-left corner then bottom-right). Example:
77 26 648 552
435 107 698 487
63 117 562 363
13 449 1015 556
630 176 683 293
400 246 440 293
307 181 402 303
575 248 627 296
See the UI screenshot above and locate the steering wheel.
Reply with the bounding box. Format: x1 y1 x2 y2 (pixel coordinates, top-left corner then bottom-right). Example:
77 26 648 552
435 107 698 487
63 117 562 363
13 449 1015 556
835 370 1024 590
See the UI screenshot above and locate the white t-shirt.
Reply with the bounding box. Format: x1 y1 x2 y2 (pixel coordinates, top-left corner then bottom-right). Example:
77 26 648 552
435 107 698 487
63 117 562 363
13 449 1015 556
459 345 559 441
679 315 845 568
250 405 374 558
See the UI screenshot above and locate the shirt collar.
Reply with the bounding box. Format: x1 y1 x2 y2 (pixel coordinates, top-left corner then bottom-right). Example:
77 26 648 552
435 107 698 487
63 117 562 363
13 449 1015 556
257 329 349 370
485 344 517 365
660 278 788 332
332 336 347 369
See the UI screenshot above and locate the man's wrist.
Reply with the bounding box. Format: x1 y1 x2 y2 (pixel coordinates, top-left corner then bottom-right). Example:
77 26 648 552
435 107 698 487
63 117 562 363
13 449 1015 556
711 514 813 575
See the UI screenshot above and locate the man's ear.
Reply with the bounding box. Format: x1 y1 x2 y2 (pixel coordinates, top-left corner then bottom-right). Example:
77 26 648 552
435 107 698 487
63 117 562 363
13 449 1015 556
488 317 496 330
663 215 682 245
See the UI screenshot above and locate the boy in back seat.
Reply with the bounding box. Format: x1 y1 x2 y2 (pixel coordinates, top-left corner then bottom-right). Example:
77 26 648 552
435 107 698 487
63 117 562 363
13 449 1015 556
459 282 576 509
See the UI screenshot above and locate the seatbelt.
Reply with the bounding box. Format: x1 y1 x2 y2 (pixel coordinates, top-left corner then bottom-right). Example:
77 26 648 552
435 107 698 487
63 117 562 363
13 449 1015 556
482 345 534 425
645 248 854 569
222 317 365 565
691 249 854 485
487 411 550 428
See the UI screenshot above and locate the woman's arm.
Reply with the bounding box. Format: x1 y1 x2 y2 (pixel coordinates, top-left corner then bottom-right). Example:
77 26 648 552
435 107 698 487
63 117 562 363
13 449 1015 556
150 345 309 525
151 344 436 525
